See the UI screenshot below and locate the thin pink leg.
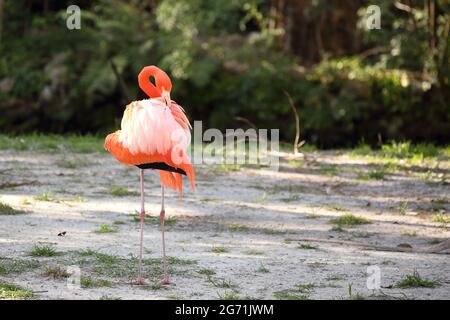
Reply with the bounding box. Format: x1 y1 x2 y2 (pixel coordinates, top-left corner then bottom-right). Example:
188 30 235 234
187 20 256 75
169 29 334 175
136 169 145 285
160 185 170 285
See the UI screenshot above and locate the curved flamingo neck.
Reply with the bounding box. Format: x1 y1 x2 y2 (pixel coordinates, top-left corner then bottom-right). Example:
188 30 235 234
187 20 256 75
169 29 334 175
138 66 172 99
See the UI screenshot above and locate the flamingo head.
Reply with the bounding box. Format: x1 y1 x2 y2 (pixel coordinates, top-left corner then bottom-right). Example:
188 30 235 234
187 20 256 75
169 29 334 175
138 65 172 100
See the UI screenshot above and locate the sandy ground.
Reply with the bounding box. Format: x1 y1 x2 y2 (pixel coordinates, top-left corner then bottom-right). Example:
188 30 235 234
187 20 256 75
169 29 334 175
0 149 449 300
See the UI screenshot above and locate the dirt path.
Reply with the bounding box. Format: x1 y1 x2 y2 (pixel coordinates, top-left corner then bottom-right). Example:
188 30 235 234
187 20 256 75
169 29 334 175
1 150 449 300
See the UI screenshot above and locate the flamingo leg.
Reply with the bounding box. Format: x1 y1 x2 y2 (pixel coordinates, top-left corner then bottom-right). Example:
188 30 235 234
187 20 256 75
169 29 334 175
136 169 145 285
160 185 170 284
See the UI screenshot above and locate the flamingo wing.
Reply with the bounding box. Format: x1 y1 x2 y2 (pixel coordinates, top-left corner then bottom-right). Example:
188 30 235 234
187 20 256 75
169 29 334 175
104 99 195 195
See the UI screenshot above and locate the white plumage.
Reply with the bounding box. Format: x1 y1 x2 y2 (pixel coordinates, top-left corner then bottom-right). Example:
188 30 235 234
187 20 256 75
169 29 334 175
118 99 191 156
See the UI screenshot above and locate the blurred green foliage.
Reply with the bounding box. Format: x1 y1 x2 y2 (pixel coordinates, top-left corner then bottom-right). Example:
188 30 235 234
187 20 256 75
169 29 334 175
0 0 449 147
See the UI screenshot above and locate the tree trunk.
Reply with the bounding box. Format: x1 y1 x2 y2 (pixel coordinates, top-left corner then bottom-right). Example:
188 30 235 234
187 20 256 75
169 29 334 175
0 0 4 45
285 0 362 64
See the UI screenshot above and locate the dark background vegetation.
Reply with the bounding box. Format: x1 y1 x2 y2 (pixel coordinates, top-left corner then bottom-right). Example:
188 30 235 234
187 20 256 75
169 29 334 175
0 0 449 147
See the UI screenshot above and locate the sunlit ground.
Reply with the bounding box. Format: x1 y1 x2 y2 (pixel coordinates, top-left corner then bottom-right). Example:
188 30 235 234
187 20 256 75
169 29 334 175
0 135 449 300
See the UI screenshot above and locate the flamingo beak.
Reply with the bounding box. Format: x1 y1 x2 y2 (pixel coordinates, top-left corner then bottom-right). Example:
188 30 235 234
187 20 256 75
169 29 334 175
161 88 171 106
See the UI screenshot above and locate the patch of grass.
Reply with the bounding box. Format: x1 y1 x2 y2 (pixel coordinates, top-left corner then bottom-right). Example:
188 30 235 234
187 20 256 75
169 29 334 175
382 142 439 160
73 250 196 281
397 243 412 248
257 265 270 273
330 214 371 227
228 223 249 231
55 156 91 169
210 247 229 254
346 283 365 300
95 224 119 234
296 283 316 293
280 194 301 202
140 283 168 291
55 187 68 194
431 213 450 224
110 186 138 197
244 295 262 300
381 141 411 159
420 169 435 181
326 275 344 281
166 257 197 266
402 231 417 237
395 271 439 289
19 198 32 205
273 290 310 300
326 204 347 212
0 201 26 215
323 282 342 289
198 268 216 276
395 201 409 215
93 252 121 264
411 143 440 159
28 245 60 257
286 159 304 168
81 277 113 288
0 258 40 275
131 213 177 226
330 225 347 232
350 142 372 156
262 228 288 235
315 166 340 177
244 249 264 256
350 142 445 165
207 276 238 290
218 292 242 300
428 239 442 245
190 292 203 297
43 266 70 279
77 249 97 257
274 283 315 300
34 193 55 202
113 220 126 225
297 243 318 250
0 282 35 299
357 169 386 180
0 134 104 153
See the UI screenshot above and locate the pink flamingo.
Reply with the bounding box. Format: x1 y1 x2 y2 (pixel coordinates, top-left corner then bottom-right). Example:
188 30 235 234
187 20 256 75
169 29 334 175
105 66 195 285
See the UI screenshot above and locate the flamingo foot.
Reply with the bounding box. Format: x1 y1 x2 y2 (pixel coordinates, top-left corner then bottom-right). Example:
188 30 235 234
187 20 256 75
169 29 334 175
161 277 174 285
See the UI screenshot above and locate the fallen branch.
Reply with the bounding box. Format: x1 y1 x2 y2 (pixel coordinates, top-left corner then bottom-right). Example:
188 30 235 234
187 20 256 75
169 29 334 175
285 237 450 255
0 180 38 189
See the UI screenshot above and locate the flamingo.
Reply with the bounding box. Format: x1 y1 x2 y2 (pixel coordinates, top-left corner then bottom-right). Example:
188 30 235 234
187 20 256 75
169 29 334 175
104 65 195 285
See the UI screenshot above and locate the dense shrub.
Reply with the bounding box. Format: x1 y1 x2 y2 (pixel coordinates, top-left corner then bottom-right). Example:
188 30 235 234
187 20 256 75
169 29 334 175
0 0 448 147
